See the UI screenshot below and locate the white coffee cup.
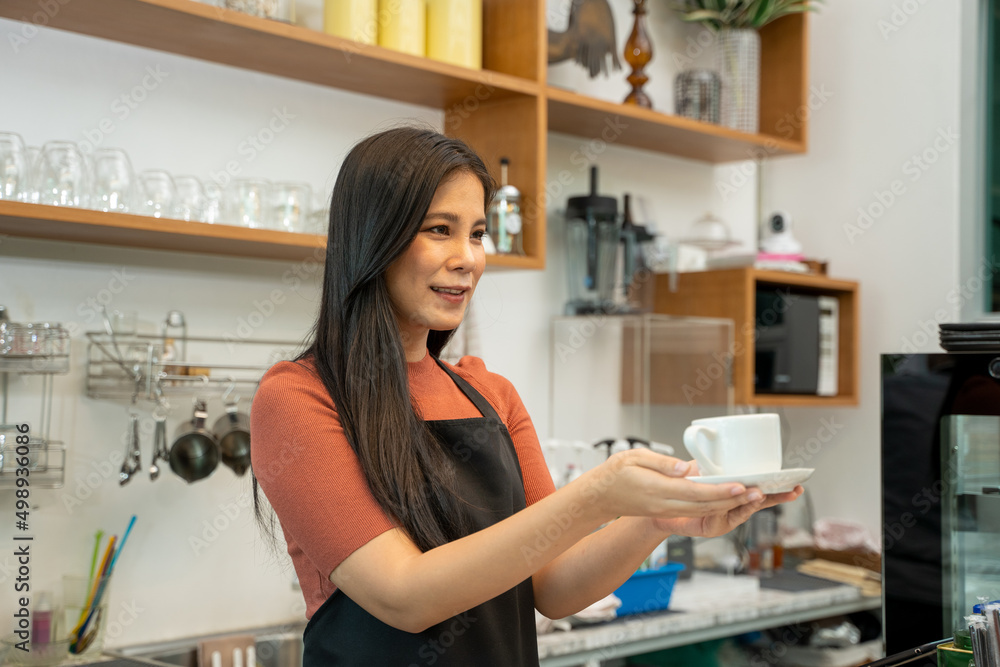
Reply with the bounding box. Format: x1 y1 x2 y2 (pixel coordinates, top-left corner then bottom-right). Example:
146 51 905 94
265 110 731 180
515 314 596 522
683 414 782 476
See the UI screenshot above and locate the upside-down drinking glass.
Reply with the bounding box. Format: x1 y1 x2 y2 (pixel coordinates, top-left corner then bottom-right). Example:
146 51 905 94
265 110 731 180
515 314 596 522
227 179 270 229
201 180 225 224
34 141 89 207
270 181 312 233
172 176 207 222
0 132 28 201
138 170 176 218
90 148 135 213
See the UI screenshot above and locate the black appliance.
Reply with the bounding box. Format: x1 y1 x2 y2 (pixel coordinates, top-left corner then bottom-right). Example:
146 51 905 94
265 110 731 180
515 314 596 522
881 353 1000 664
754 287 820 394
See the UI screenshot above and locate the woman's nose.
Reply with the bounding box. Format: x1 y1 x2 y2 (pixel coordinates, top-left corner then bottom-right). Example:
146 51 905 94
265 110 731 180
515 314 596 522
448 237 478 271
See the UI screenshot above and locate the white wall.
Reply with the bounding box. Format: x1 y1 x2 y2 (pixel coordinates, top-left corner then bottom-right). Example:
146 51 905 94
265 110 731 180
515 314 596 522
0 8 735 646
764 0 964 537
0 0 973 647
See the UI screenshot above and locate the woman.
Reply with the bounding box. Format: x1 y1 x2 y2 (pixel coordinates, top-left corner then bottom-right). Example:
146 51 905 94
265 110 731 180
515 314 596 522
250 127 802 665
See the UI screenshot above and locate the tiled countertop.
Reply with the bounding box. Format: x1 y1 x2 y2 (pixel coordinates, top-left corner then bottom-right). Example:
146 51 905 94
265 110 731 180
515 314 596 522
537 571 881 667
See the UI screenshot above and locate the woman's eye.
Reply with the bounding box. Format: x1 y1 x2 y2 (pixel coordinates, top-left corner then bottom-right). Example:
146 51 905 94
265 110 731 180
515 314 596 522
426 225 449 235
472 229 487 240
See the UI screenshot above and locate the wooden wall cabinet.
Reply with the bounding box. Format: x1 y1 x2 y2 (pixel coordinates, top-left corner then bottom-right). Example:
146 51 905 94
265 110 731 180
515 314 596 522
0 0 810 266
648 268 859 407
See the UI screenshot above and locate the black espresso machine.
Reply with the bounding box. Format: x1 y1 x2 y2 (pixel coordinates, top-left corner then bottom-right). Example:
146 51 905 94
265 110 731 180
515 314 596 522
881 352 1000 663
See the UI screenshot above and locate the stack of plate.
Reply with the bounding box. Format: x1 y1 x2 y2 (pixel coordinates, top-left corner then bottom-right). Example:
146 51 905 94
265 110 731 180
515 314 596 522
939 322 1000 351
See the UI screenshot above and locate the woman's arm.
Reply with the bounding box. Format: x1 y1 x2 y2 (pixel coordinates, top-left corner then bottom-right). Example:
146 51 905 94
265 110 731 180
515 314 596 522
530 475 803 619
330 448 760 633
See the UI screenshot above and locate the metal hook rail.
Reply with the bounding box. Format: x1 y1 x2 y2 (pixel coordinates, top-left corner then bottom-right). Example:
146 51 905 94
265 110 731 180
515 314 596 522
85 331 300 402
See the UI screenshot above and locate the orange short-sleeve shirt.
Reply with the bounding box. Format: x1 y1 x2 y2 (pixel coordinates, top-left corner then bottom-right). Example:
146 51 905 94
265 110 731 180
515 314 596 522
250 352 556 619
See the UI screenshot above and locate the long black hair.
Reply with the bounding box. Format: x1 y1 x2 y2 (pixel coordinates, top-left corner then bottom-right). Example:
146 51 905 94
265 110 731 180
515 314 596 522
253 127 496 552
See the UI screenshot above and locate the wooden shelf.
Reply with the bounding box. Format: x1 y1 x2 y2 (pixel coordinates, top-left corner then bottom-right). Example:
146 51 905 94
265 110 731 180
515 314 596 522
546 13 810 164
1 1 813 267
646 268 859 407
547 87 804 163
0 0 538 109
0 201 325 261
0 201 540 269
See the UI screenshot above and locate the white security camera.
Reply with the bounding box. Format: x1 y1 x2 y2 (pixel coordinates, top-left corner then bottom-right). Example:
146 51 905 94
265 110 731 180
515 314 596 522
760 210 803 255
768 211 790 235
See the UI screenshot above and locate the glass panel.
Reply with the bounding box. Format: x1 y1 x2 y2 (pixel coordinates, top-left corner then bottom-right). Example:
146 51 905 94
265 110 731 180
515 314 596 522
549 314 734 444
942 414 1000 635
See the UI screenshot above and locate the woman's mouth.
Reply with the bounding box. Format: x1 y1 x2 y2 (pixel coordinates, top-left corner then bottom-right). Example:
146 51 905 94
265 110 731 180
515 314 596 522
431 286 467 304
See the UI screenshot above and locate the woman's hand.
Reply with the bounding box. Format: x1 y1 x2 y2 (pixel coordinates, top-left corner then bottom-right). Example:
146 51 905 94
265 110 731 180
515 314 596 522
641 457 804 537
652 486 804 538
577 448 760 524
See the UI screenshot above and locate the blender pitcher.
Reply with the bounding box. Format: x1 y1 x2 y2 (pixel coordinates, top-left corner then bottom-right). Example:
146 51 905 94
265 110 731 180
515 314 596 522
565 166 619 314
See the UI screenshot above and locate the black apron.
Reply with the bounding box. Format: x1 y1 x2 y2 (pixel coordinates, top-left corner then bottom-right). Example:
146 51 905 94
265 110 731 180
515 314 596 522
303 357 539 666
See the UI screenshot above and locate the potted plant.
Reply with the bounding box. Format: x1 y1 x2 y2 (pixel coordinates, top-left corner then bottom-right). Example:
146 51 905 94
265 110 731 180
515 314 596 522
673 0 822 133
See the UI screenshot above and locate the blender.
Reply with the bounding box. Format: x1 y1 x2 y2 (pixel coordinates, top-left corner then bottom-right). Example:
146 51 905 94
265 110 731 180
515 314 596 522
619 192 657 312
565 166 619 314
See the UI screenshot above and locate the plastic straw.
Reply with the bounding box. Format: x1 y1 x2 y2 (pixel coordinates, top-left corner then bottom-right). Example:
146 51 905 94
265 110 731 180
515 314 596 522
72 516 137 648
87 530 104 584
107 515 136 574
970 615 991 667
74 536 116 636
988 604 1000 667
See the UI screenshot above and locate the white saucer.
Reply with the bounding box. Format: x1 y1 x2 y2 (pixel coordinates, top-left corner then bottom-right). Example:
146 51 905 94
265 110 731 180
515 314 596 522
688 468 814 494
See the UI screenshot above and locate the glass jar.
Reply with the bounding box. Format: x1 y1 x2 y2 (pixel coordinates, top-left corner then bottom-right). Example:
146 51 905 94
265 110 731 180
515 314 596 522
487 184 522 255
674 69 721 124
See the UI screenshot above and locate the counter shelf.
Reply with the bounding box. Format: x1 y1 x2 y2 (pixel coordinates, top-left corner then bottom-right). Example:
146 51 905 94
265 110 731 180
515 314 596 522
537 571 881 666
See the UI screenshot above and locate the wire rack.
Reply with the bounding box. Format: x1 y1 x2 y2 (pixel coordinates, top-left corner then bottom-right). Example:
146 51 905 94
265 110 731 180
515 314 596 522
0 439 66 489
0 318 71 489
85 331 300 402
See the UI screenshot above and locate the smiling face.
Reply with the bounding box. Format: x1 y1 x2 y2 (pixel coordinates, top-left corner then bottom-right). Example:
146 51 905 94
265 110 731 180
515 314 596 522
385 170 487 360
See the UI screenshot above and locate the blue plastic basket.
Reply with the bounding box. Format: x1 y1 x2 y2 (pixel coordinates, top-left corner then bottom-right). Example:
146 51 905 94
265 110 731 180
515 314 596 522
613 562 686 617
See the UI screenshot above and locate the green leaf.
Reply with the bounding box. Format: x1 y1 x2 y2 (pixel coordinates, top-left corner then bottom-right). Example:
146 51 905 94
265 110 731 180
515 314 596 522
673 0 823 30
679 9 726 21
753 0 775 25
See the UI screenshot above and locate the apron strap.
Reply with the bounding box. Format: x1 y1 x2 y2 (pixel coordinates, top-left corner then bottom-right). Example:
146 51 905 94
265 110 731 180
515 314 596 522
432 355 504 425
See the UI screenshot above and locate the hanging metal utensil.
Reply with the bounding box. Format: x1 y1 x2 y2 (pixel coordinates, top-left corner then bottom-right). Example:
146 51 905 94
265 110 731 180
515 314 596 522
150 410 169 481
119 413 141 486
169 398 219 483
161 310 187 367
213 382 252 477
149 382 171 481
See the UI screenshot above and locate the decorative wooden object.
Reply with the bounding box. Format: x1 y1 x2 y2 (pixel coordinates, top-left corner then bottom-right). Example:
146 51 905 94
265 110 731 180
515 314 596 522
623 0 652 108
624 0 653 109
547 0 621 78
